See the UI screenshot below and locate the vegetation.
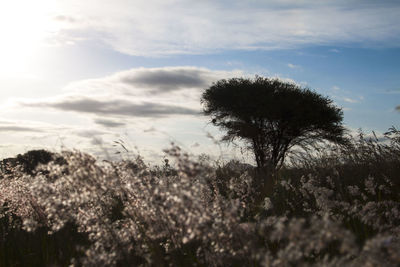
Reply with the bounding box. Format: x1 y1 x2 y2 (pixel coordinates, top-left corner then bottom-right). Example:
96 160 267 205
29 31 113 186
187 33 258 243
201 77 348 169
0 128 399 266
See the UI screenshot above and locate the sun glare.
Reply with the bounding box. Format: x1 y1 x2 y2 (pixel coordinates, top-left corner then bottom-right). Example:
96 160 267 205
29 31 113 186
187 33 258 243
0 0 59 76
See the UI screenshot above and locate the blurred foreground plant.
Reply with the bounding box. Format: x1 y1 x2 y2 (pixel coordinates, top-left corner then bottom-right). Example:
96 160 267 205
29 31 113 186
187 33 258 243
0 129 399 266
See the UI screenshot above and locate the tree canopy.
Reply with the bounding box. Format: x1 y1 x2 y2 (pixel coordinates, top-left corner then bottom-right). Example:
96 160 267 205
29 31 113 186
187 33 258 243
201 76 348 169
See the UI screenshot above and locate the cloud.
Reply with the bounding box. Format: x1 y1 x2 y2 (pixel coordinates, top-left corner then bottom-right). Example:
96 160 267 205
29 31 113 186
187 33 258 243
14 66 311 133
73 129 109 138
12 66 252 132
385 88 400 94
118 67 210 92
0 120 14 125
0 119 56 134
329 48 340 53
53 15 78 24
65 66 243 95
90 136 104 146
287 63 300 69
191 142 200 148
48 0 400 56
143 127 157 133
94 118 126 128
328 86 364 104
343 97 359 103
22 96 200 118
0 126 44 133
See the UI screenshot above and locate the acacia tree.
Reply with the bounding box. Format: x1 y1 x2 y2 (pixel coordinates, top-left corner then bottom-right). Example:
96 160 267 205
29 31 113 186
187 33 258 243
201 76 348 169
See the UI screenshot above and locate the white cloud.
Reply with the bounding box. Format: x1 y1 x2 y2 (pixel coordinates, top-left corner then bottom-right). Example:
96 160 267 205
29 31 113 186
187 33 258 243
328 86 364 104
343 97 358 103
287 63 300 69
46 0 400 56
343 95 364 104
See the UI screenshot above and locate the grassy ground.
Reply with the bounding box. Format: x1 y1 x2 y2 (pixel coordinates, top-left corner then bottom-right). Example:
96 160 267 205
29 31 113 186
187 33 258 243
1 129 399 266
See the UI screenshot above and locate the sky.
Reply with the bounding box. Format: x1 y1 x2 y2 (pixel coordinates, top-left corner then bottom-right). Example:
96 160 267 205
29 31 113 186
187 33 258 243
0 0 399 163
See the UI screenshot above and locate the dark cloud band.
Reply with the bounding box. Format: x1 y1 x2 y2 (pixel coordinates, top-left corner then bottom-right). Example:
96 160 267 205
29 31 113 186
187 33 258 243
0 126 44 133
23 97 200 118
120 68 210 93
94 118 126 128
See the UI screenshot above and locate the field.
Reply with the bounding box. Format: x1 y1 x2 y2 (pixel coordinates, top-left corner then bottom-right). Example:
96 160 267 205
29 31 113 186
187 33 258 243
1 129 399 266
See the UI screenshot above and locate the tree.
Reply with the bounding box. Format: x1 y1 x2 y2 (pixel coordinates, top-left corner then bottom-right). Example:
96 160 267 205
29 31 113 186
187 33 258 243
201 76 348 169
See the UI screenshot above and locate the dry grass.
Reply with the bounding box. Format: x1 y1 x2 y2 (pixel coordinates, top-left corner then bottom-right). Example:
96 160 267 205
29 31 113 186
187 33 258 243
1 128 399 266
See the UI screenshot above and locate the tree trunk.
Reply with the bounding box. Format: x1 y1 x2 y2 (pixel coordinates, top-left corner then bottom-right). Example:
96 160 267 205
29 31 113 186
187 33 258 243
253 166 277 211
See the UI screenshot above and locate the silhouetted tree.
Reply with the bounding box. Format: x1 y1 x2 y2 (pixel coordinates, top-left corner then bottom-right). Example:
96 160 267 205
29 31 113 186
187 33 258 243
201 76 348 169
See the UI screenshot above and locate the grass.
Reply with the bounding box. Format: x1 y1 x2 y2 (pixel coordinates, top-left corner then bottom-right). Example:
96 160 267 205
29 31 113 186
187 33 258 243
0 128 399 266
